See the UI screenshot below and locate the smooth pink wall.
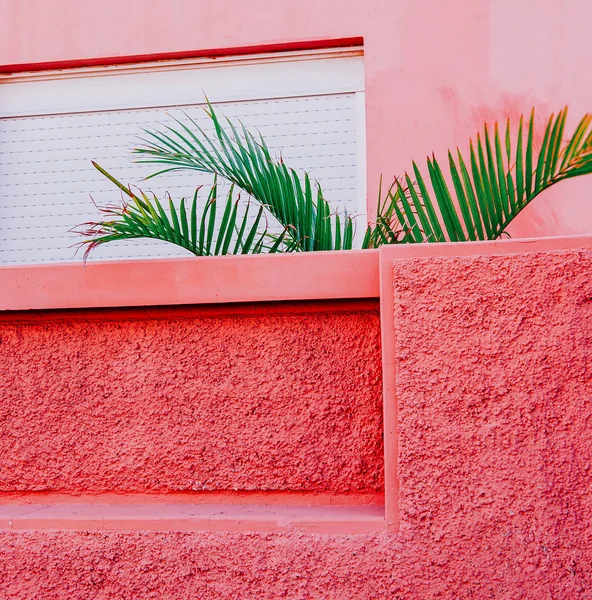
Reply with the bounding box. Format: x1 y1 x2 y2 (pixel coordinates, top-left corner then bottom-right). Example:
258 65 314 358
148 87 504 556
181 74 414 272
1 0 592 239
0 302 383 493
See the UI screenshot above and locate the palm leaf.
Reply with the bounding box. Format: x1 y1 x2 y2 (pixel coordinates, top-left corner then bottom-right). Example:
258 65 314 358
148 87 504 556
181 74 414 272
134 101 354 251
364 107 592 247
75 162 284 260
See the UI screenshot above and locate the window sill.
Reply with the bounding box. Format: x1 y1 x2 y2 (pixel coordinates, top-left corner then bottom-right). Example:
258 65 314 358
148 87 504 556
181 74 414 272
0 250 380 312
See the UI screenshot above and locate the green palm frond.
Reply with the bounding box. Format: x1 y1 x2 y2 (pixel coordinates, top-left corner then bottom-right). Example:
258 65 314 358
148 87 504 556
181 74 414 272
133 101 354 251
364 108 592 247
75 162 287 260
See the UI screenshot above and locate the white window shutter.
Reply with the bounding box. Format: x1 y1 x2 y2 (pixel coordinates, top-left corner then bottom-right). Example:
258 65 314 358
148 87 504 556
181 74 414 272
0 49 366 264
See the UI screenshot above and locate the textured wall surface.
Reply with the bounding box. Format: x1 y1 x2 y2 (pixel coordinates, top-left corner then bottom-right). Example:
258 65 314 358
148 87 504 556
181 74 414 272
1 246 591 598
0 531 401 600
0 511 590 600
0 302 384 492
392 247 592 598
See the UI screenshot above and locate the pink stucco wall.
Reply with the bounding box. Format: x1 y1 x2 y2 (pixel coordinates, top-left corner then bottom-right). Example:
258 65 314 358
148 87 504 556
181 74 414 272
1 0 591 239
0 301 383 493
390 245 592 597
0 241 590 597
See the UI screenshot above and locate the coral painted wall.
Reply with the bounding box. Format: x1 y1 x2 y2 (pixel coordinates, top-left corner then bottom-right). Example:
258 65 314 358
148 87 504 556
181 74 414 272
0 241 591 597
1 0 592 238
390 245 592 597
0 302 384 493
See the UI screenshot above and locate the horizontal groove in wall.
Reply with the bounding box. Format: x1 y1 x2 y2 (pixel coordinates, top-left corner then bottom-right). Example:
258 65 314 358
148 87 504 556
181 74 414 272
0 491 385 507
0 493 385 534
0 298 380 323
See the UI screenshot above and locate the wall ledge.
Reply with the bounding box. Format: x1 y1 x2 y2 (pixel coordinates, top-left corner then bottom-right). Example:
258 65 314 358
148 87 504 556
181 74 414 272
0 250 380 312
3 236 590 313
0 501 384 534
379 233 592 262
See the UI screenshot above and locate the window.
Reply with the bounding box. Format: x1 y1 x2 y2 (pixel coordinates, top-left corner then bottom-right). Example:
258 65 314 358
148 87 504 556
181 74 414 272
0 48 365 264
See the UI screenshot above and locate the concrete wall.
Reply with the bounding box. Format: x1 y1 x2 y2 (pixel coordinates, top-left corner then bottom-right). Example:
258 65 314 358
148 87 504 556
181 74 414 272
0 302 384 493
0 237 591 597
389 242 592 598
2 0 592 238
